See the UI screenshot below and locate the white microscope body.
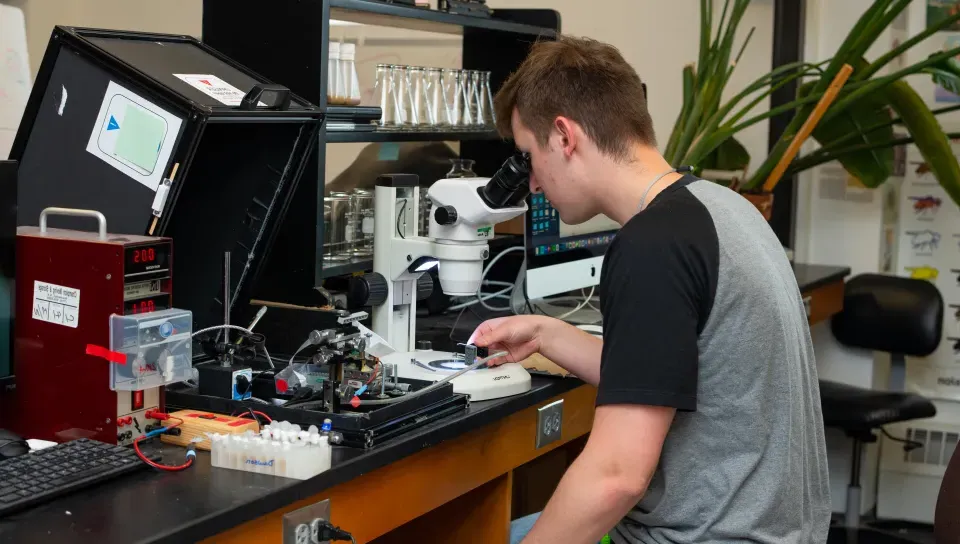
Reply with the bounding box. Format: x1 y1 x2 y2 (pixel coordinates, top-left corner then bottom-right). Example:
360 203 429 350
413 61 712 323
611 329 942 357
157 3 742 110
370 173 532 401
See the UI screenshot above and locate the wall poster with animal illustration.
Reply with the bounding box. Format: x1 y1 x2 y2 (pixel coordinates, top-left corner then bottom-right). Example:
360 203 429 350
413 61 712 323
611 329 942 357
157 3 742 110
896 137 960 400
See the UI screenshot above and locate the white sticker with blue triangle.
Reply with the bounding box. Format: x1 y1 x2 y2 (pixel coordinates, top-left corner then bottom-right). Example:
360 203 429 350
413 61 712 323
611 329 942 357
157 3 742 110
85 80 183 191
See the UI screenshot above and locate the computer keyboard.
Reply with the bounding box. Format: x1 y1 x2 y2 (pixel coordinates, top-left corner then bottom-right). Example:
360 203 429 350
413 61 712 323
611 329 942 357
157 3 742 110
0 438 154 517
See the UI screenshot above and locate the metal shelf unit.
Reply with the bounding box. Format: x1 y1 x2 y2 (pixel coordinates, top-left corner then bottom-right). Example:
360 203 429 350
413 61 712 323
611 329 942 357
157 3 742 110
202 0 560 304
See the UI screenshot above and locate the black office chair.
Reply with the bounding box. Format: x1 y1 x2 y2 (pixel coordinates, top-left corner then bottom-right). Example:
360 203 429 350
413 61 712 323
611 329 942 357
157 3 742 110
821 273 941 541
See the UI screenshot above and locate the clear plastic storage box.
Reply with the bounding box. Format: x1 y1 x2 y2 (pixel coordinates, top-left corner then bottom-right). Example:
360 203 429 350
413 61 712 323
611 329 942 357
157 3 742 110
109 309 193 391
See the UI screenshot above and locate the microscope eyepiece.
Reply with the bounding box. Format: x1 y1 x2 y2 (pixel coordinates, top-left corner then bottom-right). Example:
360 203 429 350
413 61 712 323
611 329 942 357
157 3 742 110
479 152 531 209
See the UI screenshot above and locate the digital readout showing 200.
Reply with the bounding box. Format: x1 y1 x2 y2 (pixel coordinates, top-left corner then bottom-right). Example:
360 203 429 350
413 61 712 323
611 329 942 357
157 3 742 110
124 243 170 277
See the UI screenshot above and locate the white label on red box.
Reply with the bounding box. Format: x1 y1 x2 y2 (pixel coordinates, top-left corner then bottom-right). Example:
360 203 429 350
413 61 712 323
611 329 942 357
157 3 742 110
32 280 80 328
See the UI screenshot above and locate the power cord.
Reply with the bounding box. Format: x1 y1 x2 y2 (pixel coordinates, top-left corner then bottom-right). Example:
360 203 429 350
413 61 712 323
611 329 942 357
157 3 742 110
315 521 356 544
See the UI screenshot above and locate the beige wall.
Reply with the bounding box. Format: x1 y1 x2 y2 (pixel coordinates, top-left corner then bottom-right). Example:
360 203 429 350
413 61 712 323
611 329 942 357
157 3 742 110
5 0 774 177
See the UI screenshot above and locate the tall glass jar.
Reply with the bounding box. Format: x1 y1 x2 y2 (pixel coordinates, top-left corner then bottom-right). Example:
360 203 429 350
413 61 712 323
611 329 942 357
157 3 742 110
480 71 496 128
339 43 362 106
374 64 401 129
406 66 427 129
440 68 462 127
327 42 343 105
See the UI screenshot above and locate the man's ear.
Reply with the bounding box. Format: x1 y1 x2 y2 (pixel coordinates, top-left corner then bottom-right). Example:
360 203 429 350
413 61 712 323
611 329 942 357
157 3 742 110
554 116 577 158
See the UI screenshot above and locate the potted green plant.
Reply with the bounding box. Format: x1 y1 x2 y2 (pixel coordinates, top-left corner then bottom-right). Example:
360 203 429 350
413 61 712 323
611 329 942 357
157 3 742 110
666 0 960 215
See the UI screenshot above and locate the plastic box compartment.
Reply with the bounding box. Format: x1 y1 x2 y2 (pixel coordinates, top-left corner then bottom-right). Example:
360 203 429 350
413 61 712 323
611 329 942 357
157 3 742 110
109 309 193 391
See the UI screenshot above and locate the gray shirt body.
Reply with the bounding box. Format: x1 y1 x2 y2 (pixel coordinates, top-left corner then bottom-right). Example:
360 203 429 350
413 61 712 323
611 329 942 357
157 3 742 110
598 177 831 543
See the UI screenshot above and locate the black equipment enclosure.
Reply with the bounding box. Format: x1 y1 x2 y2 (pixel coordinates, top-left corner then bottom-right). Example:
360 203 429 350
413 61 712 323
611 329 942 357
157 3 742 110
10 27 324 332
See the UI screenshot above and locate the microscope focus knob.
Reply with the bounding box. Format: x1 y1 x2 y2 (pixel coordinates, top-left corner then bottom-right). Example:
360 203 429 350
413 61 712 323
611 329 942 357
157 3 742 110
348 272 388 307
416 272 434 301
434 205 458 225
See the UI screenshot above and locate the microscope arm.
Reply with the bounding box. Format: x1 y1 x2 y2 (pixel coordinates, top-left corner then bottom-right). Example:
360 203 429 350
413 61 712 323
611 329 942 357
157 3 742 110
384 236 489 295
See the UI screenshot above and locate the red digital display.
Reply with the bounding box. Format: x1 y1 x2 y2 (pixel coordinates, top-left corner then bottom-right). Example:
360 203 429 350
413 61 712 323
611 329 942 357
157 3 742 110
130 300 156 314
123 294 169 316
132 247 156 264
124 243 170 278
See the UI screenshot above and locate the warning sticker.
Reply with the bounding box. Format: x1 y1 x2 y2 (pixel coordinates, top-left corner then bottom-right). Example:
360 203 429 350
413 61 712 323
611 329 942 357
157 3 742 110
173 74 266 107
33 280 80 328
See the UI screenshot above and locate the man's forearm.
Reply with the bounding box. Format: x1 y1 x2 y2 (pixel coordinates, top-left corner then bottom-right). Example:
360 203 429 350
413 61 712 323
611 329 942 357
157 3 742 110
521 449 643 544
537 318 602 385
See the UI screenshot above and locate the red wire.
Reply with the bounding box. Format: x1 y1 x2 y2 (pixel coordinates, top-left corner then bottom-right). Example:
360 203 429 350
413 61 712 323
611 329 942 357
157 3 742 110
365 362 381 385
133 417 194 472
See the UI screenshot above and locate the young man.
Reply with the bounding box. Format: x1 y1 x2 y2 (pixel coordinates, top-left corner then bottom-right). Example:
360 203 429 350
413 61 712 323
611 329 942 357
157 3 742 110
470 36 831 543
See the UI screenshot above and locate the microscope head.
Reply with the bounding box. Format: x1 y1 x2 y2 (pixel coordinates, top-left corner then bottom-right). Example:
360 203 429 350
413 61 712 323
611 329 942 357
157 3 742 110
425 154 531 295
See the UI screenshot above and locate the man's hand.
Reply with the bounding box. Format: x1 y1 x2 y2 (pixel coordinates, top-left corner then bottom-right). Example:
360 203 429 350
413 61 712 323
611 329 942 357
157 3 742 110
469 315 550 367
470 315 604 385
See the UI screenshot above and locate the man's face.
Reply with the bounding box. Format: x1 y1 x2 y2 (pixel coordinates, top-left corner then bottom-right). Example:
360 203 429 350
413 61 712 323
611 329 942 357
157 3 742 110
511 109 597 224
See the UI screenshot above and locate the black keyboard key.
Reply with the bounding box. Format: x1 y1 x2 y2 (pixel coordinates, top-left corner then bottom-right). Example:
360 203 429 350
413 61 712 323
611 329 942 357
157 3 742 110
0 494 17 503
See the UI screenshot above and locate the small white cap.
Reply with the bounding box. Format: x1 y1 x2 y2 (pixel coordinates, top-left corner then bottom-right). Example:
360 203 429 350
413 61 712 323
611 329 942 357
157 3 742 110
341 43 356 61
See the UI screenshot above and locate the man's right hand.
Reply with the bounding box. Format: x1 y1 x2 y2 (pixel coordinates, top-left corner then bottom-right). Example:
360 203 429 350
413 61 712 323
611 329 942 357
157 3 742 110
469 315 604 386
469 315 551 367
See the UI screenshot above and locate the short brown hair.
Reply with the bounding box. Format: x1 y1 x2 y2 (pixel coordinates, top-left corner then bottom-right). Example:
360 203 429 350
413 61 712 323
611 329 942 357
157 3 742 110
494 36 656 160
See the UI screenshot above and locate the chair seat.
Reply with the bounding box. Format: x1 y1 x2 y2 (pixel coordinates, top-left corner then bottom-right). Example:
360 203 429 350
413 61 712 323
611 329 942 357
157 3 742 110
820 380 936 431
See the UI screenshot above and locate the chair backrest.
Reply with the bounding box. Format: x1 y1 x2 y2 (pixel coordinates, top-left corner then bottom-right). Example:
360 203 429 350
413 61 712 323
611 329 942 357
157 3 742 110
935 440 960 542
831 273 942 356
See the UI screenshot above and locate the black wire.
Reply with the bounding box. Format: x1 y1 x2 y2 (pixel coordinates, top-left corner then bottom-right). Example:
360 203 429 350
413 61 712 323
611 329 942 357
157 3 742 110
881 427 925 452
246 407 259 428
521 277 541 315
396 199 407 239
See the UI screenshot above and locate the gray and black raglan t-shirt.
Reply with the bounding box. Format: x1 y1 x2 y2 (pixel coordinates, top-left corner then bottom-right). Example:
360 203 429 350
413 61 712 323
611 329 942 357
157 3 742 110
599 175 831 544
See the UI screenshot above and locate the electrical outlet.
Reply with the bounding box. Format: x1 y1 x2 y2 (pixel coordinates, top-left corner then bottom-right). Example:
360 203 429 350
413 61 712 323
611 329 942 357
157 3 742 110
283 499 330 544
536 399 563 448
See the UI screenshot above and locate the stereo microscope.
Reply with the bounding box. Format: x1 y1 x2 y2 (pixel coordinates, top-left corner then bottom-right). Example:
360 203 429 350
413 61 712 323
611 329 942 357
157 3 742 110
370 154 534 401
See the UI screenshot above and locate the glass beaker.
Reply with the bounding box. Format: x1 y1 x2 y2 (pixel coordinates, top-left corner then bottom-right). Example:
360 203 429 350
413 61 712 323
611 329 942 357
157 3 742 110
350 189 374 256
447 158 477 178
339 43 362 106
406 66 427 129
393 65 414 129
480 71 496 129
440 69 462 128
374 64 401 129
459 70 476 127
324 192 352 261
327 42 344 105
424 68 444 129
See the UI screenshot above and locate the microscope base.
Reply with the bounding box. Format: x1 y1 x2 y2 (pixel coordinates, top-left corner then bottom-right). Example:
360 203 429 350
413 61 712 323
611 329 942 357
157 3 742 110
380 350 532 401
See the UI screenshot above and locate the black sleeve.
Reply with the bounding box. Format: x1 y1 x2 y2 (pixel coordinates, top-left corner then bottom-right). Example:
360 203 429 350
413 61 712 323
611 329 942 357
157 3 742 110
597 210 718 412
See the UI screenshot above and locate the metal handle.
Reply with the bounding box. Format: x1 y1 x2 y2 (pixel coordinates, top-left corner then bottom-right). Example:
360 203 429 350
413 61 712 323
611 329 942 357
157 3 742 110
39 207 108 240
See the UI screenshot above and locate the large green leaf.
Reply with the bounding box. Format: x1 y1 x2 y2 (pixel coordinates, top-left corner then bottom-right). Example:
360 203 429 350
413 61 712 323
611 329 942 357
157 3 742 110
699 136 750 172
797 79 894 187
922 52 960 95
883 80 960 207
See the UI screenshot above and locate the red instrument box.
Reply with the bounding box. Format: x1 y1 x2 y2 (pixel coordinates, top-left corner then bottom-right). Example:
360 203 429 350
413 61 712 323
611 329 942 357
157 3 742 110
12 210 173 445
